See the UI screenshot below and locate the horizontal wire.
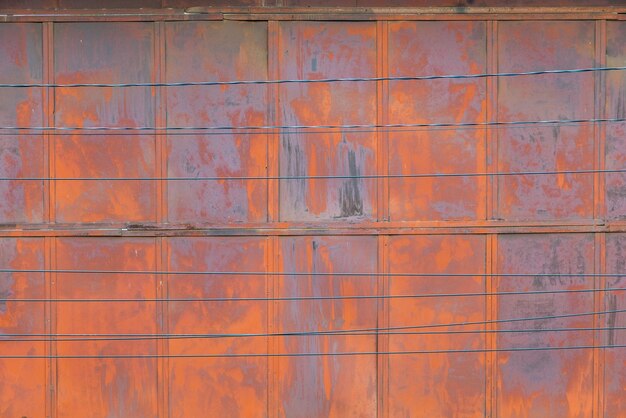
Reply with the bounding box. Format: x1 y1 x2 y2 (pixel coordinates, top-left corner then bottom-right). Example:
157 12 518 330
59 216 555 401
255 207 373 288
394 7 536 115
1 117 624 133
1 269 624 278
0 119 611 137
0 344 625 359
1 168 624 182
1 308 624 340
2 327 625 343
2 65 625 89
1 287 625 303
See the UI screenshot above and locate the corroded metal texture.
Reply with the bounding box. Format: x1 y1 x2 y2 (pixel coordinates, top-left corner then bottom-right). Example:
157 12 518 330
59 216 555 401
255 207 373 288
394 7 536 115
0 11 624 418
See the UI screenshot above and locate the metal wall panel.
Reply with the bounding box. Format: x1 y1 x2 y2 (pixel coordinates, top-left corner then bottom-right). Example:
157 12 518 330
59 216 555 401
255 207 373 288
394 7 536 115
604 233 626 417
388 235 486 417
606 22 626 221
497 21 596 221
277 22 378 222
0 11 625 418
54 23 156 223
388 22 487 221
0 23 44 224
55 238 158 418
0 238 46 418
165 21 269 224
167 237 268 417
277 236 377 417
496 234 595 417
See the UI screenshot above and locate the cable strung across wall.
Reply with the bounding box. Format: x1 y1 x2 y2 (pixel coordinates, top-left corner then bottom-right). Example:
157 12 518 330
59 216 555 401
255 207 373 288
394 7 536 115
2 327 625 343
1 65 624 88
2 116 625 134
1 63 624 362
0 345 625 359
1 308 624 340
0 269 625 278
1 168 625 182
1 287 625 303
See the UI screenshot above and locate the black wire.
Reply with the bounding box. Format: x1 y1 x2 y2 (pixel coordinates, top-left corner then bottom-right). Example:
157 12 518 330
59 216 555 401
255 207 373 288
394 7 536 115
2 327 625 343
1 269 624 278
1 287 625 303
1 345 625 359
1 65 624 88
2 116 624 133
1 308 623 340
0 120 610 137
1 168 624 182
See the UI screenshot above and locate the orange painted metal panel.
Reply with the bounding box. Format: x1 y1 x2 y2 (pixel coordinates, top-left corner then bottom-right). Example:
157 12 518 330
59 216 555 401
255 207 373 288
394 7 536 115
604 233 626 417
0 238 46 418
277 22 378 222
388 22 487 221
497 21 595 221
0 23 45 224
277 236 378 417
167 237 268 417
605 22 626 221
388 235 486 417
496 234 595 417
55 238 158 418
165 22 269 224
54 23 156 223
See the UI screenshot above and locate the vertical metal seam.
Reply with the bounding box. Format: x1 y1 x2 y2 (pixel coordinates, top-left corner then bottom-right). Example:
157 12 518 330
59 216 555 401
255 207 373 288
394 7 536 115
42 22 52 417
599 232 607 418
155 21 167 225
46 21 56 225
490 21 499 221
486 21 498 416
268 21 280 224
51 237 58 418
43 21 57 418
376 20 389 418
160 237 170 418
376 234 389 418
44 236 52 418
592 21 606 418
267 22 280 416
485 233 492 418
154 22 169 418
376 21 389 223
489 234 499 418
594 20 607 222
269 235 280 418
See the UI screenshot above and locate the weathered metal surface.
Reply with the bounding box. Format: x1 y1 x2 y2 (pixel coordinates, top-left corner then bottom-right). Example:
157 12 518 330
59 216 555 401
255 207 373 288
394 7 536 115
0 238 45 418
605 233 626 417
388 235 486 417
55 238 158 417
497 21 596 221
496 234 595 417
165 21 269 224
388 21 487 221
0 23 44 224
277 22 377 222
0 12 624 418
54 22 156 223
167 237 268 417
606 22 626 221
277 236 377 417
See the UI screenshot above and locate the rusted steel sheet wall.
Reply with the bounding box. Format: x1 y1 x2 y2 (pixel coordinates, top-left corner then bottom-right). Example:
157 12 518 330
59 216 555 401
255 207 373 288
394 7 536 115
0 12 625 418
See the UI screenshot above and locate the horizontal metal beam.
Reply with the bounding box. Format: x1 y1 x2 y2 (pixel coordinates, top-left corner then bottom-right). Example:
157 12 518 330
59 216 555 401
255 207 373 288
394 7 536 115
0 220 625 237
1 6 626 22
